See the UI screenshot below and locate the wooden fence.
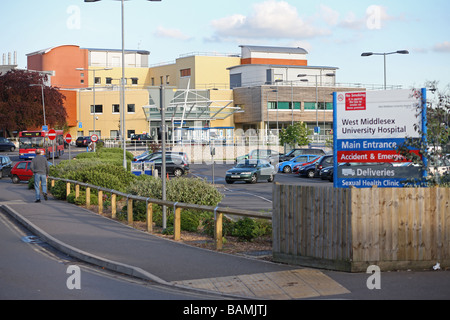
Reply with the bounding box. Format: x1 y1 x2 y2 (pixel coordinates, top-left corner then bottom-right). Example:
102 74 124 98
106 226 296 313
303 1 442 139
49 177 271 251
272 183 450 272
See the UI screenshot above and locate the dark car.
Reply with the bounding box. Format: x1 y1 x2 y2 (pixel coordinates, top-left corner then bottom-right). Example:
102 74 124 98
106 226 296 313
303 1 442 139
270 148 325 163
148 154 189 177
131 133 152 145
135 151 189 164
0 155 13 179
315 155 334 177
225 159 276 184
319 166 334 182
0 137 16 152
76 136 92 147
298 157 323 178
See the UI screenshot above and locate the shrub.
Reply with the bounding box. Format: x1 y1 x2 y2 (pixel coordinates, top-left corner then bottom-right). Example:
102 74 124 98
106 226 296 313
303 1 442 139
232 217 271 242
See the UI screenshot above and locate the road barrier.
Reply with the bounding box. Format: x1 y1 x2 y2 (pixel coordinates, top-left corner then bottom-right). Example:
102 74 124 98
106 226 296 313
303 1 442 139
49 177 271 250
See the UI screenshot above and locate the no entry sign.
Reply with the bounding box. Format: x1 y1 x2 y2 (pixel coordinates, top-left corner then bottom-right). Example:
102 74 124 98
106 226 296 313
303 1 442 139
48 129 56 141
65 134 72 144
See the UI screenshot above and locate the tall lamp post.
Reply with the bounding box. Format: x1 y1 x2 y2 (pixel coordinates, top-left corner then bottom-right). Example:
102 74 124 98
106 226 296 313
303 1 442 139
84 0 161 169
361 50 409 90
76 67 112 151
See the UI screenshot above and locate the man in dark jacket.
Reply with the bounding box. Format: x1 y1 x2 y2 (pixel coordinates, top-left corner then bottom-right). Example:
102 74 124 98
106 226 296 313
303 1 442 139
31 149 49 203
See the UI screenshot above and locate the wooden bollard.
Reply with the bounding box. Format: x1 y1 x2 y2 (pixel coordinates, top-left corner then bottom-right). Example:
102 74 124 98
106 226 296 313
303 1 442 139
98 190 103 214
174 204 181 241
75 184 80 199
86 187 91 207
66 182 71 198
111 193 117 219
146 201 153 232
127 198 133 226
215 211 224 250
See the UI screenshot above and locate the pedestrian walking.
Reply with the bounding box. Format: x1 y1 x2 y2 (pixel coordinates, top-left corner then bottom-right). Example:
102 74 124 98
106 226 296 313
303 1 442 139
31 149 49 203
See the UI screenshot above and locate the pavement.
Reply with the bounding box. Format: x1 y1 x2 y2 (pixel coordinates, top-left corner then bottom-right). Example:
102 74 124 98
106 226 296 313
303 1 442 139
0 179 351 300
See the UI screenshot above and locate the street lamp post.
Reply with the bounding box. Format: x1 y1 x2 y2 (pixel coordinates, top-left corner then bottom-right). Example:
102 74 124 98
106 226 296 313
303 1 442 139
84 0 162 169
29 82 47 128
361 50 409 90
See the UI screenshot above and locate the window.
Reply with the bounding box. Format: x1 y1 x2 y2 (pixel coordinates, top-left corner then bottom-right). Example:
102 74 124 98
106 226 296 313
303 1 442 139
151 78 155 86
127 104 135 113
166 75 170 84
106 77 113 85
90 105 103 114
180 68 191 77
131 78 138 85
95 77 101 84
110 130 119 139
112 104 120 114
304 102 316 110
127 130 135 138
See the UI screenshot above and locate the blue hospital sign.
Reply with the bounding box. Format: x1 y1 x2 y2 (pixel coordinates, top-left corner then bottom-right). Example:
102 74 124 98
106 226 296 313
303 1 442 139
333 89 427 188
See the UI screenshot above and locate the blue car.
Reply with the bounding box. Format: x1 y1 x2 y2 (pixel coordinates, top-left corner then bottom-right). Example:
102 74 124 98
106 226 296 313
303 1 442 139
278 154 320 173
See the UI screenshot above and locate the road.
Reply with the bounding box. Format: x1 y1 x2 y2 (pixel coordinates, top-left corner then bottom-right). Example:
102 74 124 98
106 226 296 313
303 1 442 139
0 202 219 300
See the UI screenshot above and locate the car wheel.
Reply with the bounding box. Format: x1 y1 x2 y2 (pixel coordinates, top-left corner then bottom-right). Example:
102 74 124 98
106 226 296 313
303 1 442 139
0 171 2 179
12 175 20 184
268 174 274 183
173 168 183 177
307 170 315 178
250 174 258 184
226 180 234 184
283 166 292 173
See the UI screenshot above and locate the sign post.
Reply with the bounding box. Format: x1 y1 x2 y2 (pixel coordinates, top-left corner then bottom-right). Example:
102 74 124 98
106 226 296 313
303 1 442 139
48 129 56 166
65 134 72 162
333 89 427 188
91 134 99 152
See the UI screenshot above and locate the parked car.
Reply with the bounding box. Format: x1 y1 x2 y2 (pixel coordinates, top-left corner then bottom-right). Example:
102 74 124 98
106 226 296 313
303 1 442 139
76 136 92 147
0 155 13 179
298 157 322 178
319 166 334 182
10 160 52 183
314 155 334 177
131 133 152 144
271 148 325 163
0 137 16 152
147 154 190 177
226 159 276 184
236 149 280 163
135 151 189 164
293 157 320 174
278 154 320 173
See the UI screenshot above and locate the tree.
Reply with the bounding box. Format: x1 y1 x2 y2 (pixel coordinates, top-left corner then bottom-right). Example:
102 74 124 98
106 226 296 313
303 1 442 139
279 121 312 149
397 82 450 186
0 69 68 136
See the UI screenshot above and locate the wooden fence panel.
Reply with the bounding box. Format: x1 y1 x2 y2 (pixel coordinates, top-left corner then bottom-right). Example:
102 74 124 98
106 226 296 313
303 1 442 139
273 184 450 272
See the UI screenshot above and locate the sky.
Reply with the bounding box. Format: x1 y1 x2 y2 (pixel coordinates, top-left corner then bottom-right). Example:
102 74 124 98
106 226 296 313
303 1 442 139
1 0 449 90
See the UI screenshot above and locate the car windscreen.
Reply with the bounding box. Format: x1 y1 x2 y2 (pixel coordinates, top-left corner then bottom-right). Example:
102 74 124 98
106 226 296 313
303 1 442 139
236 162 258 168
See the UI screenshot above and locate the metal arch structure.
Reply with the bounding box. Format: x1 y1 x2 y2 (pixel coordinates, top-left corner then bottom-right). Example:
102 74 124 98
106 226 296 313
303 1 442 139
142 87 239 127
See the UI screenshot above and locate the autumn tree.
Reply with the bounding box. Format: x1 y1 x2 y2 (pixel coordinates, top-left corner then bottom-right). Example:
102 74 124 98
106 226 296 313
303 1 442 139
0 69 68 136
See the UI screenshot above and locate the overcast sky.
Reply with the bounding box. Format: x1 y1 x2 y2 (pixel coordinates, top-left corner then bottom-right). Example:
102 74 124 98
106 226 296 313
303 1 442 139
2 0 449 89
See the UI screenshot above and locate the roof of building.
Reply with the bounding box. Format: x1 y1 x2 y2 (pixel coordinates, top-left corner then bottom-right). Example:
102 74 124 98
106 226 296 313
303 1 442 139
227 64 339 71
240 45 309 55
26 45 150 56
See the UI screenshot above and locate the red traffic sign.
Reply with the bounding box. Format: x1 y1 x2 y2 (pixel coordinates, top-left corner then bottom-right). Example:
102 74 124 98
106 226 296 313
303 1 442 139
91 134 99 142
48 129 57 141
65 134 72 144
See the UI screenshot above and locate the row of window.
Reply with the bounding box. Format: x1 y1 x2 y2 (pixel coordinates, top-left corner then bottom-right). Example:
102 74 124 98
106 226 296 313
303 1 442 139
79 68 193 86
90 104 136 114
267 101 333 110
